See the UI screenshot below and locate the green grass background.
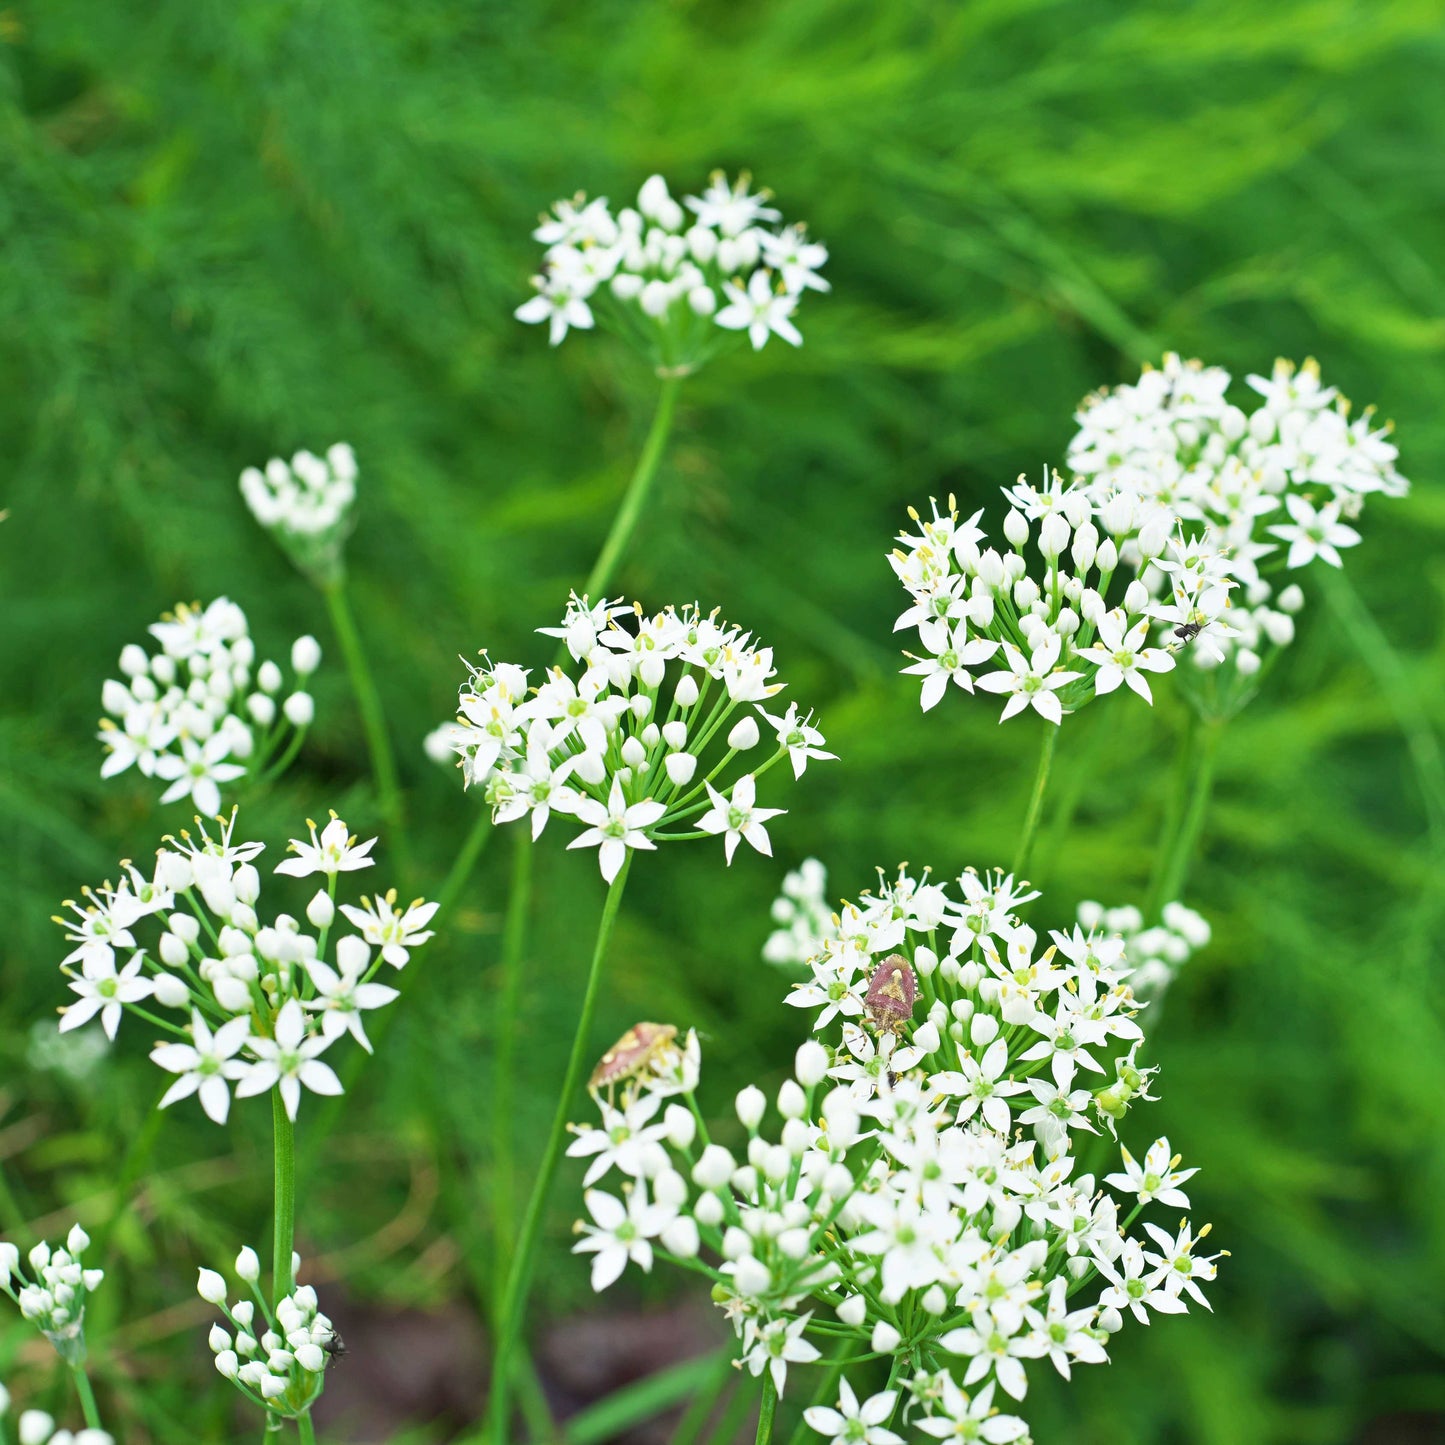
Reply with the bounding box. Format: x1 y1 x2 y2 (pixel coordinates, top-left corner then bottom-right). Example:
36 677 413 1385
2 1 1443 1440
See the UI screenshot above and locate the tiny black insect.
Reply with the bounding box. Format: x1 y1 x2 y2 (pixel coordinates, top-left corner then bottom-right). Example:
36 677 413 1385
321 1331 347 1363
1173 622 1203 644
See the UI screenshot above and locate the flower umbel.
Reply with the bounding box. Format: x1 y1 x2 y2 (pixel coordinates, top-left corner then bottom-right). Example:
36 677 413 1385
516 171 827 374
567 864 1221 1438
444 594 834 881
98 598 320 813
53 810 431 1126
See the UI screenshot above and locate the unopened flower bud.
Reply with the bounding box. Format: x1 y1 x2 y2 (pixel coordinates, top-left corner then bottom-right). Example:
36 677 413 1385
574 750 606 785
295 1342 325 1372
794 1039 829 1088
664 752 697 787
283 692 315 727
735 1085 766 1131
1039 512 1070 560
235 1246 261 1283
727 716 760 750
1003 509 1029 548
694 1191 724 1227
693 1145 736 1191
733 1256 771 1296
837 1294 867 1327
970 1013 999 1047
871 1321 901 1353
674 675 699 708
197 1268 228 1305
291 635 322 676
664 1104 696 1150
1137 513 1172 560
66 1224 90 1255
777 1080 806 1120
662 1216 700 1258
257 660 283 694
306 890 335 929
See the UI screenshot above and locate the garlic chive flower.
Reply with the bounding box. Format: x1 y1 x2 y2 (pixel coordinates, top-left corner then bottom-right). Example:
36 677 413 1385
0 1226 104 1367
11 1414 113 1445
1068 354 1407 707
1075 899 1210 1001
445 593 834 882
890 482 1231 725
200 1250 338 1418
99 598 319 814
762 858 839 968
52 810 431 1125
239 443 358 586
568 863 1219 1437
516 172 827 373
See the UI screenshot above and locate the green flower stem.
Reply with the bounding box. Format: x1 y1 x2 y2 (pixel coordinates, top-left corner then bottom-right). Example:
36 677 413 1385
271 1092 296 1308
296 1413 317 1444
491 829 533 1290
754 1372 778 1445
486 856 633 1443
68 1362 102 1430
1011 723 1059 880
263 1095 297 1444
322 579 410 879
1146 713 1223 918
583 377 682 603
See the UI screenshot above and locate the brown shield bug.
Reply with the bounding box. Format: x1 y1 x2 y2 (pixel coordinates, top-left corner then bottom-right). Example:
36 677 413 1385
864 954 917 1036
589 1022 680 1094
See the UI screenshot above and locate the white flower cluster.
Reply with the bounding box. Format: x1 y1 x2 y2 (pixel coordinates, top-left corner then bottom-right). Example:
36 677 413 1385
890 486 1234 724
762 858 839 968
0 1227 103 1365
516 172 828 371
53 811 433 1123
446 593 834 882
1076 900 1211 1001
239 443 358 585
2 1408 111 1445
198 1249 336 1417
99 598 320 817
568 866 1220 1439
1068 354 1407 697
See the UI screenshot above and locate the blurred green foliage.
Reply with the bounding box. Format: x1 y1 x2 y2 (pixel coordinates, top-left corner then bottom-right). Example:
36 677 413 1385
1 0 1443 1440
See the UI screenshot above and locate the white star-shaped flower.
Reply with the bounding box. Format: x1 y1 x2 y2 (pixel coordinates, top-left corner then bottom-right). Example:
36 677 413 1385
567 777 666 883
698 773 784 864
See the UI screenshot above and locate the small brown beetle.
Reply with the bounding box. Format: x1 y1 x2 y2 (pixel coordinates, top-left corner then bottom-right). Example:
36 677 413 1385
589 1022 680 1093
863 954 917 1036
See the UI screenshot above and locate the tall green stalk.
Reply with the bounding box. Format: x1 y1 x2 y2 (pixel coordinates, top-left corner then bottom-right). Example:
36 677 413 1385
1011 724 1059 879
432 378 681 935
486 856 634 1442
323 580 410 878
754 1373 778 1445
68 1362 102 1430
264 1093 297 1442
583 376 682 603
1146 714 1223 918
491 830 533 1286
